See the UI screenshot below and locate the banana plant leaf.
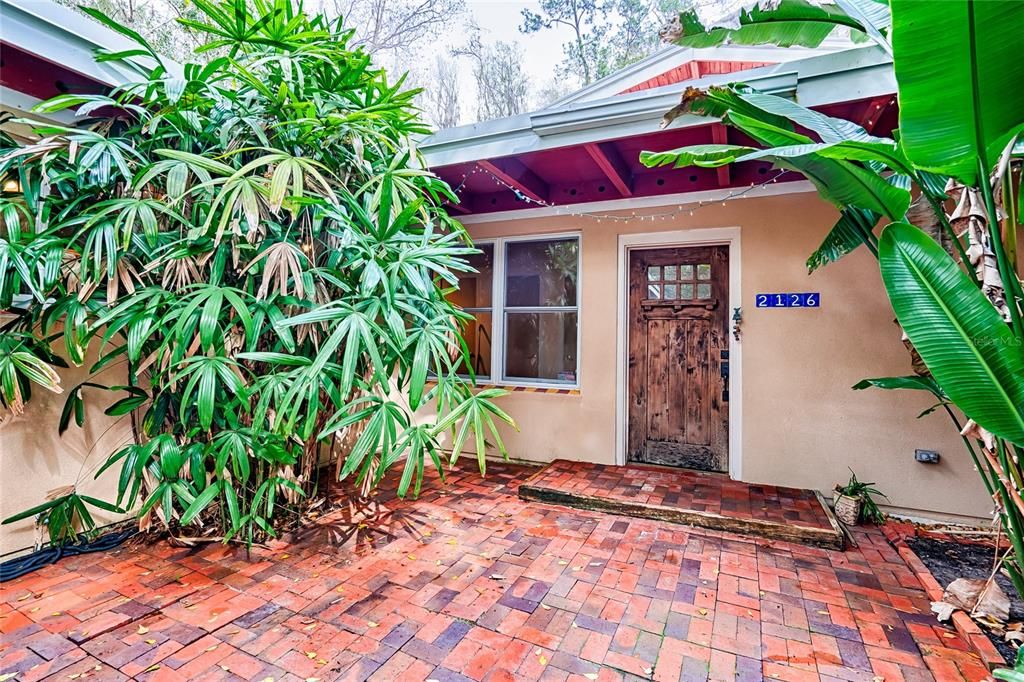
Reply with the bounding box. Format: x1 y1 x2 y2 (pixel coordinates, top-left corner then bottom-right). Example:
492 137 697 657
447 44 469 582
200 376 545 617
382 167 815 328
807 207 880 273
671 0 868 49
878 222 1024 445
852 375 944 397
736 141 912 176
639 144 756 169
738 92 890 145
725 112 911 220
890 0 1024 184
833 0 891 50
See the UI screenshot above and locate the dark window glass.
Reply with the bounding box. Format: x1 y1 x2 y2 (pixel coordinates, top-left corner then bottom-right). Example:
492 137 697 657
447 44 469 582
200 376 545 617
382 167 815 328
505 238 578 307
504 312 578 382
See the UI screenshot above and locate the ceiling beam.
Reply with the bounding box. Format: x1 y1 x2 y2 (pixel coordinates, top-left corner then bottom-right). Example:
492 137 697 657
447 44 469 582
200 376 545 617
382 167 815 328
476 159 549 204
710 124 731 187
584 142 633 197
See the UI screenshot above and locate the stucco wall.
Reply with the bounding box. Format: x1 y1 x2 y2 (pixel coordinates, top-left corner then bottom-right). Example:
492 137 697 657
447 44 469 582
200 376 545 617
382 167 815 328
462 189 992 522
0 189 996 557
0 343 132 557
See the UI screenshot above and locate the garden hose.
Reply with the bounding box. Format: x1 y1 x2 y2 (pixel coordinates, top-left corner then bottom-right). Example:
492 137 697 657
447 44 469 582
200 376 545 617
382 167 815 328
0 527 137 583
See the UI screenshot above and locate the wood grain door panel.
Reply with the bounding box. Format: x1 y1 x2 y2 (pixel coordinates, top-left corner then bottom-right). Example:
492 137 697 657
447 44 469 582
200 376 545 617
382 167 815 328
627 246 729 471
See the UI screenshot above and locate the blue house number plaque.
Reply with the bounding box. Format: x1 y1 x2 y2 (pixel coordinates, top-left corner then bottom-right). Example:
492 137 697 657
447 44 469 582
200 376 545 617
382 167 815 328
755 292 820 308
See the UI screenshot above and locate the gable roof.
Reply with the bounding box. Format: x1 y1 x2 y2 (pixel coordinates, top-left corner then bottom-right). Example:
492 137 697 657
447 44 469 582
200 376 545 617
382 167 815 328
421 45 894 170
550 40 854 108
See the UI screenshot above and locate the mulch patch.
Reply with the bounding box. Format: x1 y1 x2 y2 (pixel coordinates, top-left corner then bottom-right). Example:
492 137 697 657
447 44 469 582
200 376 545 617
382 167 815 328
907 534 1023 665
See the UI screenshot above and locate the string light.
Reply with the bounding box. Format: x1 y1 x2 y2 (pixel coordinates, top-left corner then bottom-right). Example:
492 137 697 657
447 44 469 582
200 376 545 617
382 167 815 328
448 164 792 223
446 94 900 222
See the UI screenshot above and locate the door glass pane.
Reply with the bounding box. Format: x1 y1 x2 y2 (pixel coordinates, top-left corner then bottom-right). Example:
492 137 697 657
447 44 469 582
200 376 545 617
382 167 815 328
680 283 694 299
663 265 677 280
505 312 577 382
680 264 693 280
647 284 661 299
664 284 677 299
697 263 711 280
449 243 494 309
697 283 712 299
647 266 660 282
457 312 492 378
506 238 579 307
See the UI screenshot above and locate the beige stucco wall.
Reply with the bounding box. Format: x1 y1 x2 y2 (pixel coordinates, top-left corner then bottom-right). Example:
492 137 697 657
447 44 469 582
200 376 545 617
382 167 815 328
463 189 993 522
0 342 132 557
0 189 996 558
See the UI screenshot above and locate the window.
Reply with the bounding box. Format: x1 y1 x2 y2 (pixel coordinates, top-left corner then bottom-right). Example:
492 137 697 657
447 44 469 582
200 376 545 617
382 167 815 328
645 261 713 300
452 235 580 386
448 244 494 378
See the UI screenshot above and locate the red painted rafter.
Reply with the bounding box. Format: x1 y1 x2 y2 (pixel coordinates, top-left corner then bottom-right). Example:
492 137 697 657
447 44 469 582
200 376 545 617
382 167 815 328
444 200 471 214
710 124 731 187
862 95 892 133
584 142 632 197
477 159 548 204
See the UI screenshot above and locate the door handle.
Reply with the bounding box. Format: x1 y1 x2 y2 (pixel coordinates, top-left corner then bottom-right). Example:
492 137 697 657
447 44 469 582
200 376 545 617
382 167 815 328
720 350 729 402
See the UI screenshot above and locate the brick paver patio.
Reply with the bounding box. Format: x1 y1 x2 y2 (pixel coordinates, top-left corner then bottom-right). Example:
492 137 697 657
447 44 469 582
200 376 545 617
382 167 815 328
1 462 992 681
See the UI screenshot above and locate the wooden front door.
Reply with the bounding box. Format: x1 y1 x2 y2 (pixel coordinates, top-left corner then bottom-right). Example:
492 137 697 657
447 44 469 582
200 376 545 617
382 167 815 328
627 246 729 471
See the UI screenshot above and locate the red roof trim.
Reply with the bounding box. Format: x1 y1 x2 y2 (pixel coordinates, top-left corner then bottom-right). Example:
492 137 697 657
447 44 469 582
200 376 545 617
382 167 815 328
618 60 775 95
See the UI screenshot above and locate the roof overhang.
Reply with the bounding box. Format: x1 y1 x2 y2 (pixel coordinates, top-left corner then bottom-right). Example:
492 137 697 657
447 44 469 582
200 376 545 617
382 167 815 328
0 0 158 92
1 0 187 138
421 46 897 217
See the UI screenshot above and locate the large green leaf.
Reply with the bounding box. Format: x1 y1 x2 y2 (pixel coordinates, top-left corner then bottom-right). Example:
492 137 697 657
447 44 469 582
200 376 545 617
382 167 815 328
640 144 757 169
891 0 1024 184
879 222 1024 444
833 0 891 50
852 375 944 396
737 141 912 176
738 92 890 145
660 85 794 132
806 207 879 273
671 0 868 48
725 113 911 220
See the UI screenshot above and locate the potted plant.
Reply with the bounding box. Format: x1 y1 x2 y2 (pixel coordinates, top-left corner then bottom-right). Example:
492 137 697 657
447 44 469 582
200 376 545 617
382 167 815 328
833 470 888 526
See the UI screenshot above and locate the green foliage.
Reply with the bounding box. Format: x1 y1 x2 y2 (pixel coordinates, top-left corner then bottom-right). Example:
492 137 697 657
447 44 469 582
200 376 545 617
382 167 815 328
0 0 514 546
1 490 124 546
670 0 877 49
650 0 1024 598
995 647 1024 682
890 0 1024 184
641 86 913 221
836 469 887 525
806 208 879 273
0 332 64 413
879 223 1024 445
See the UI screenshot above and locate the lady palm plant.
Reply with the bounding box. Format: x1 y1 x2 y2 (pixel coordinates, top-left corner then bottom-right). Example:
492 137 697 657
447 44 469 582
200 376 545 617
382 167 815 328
0 0 513 546
646 0 1024 593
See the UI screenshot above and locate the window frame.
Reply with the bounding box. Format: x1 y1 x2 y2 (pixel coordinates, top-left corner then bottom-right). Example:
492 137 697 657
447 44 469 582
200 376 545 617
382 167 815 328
456 232 582 390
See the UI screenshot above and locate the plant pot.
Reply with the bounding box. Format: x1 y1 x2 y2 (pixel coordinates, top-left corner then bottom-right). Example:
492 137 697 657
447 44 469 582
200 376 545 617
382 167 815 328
833 490 862 526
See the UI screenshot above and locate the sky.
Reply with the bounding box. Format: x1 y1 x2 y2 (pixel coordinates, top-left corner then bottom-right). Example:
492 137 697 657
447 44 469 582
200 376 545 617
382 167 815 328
447 1 583 117
464 1 575 85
